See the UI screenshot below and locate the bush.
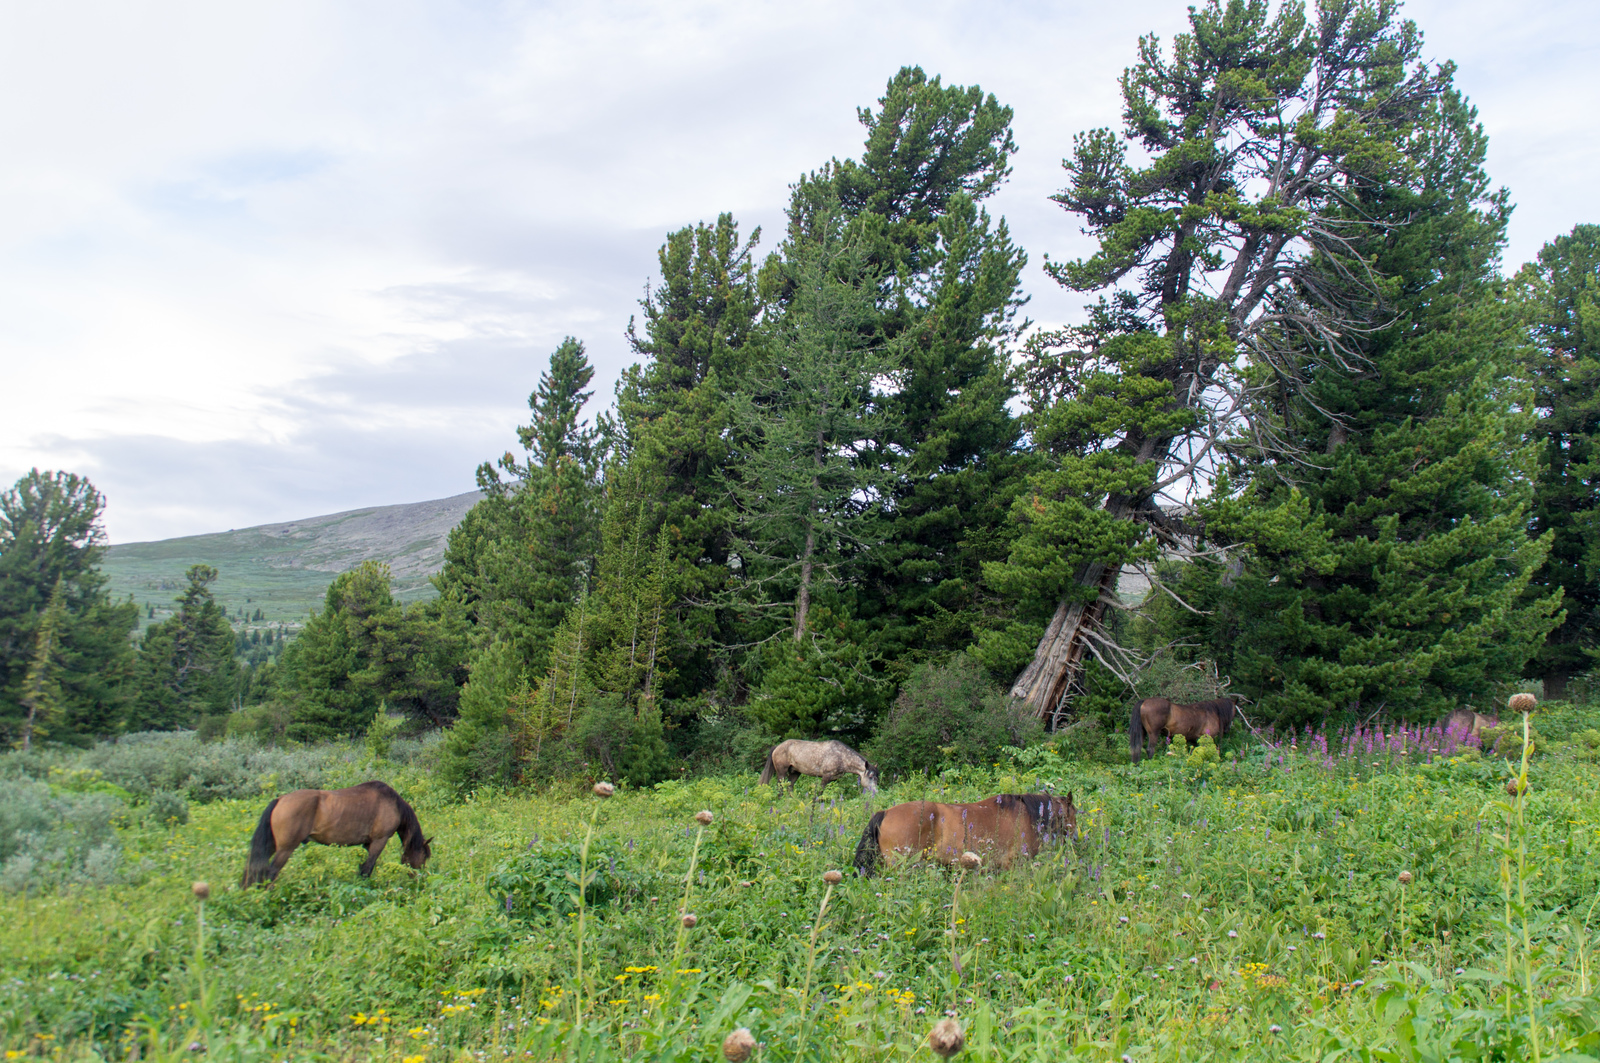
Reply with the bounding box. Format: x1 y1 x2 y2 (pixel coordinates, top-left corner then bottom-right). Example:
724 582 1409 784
226 702 292 744
366 710 401 761
0 779 129 892
484 837 645 921
145 790 189 827
867 654 1041 778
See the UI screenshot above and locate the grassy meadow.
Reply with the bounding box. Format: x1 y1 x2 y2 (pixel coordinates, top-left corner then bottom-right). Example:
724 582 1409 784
4 716 1600 1062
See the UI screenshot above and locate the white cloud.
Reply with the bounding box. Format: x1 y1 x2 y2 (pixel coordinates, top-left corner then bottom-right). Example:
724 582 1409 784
1 0 1595 541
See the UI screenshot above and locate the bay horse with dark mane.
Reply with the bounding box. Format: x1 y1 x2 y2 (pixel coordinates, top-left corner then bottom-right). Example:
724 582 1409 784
1129 697 1236 763
853 792 1076 877
240 780 432 887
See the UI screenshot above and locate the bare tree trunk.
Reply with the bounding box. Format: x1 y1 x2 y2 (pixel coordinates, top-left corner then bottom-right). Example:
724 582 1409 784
1009 496 1139 726
1008 562 1122 726
793 520 816 642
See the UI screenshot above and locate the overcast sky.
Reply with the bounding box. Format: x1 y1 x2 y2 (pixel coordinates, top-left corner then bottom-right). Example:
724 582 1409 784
2 0 1595 544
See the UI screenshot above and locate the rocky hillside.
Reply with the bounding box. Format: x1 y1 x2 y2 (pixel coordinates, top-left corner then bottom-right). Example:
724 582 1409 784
103 491 481 630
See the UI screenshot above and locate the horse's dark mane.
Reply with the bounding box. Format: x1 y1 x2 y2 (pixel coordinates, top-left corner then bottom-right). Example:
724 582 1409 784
998 793 1054 827
354 780 426 858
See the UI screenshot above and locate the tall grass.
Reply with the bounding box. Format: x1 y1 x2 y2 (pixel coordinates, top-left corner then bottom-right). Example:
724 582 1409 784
2 717 1597 1060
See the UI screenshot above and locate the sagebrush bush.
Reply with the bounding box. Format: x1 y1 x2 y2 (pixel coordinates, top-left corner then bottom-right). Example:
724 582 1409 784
0 779 129 892
867 654 1040 778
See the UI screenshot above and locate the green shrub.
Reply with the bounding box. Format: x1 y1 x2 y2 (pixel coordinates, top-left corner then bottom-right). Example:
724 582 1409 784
225 702 292 744
366 709 401 761
195 714 230 742
485 837 645 921
0 779 128 892
867 653 1041 778
145 790 189 827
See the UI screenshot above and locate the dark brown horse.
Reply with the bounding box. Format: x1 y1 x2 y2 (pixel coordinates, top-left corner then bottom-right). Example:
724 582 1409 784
853 793 1076 877
240 780 432 887
1129 697 1236 763
759 739 879 795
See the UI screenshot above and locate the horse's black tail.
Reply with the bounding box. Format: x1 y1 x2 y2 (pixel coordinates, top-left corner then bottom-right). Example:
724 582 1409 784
1129 701 1145 763
758 751 776 787
240 798 279 888
853 810 885 878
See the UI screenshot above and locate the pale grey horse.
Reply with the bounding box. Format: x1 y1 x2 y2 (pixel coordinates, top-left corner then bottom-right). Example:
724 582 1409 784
759 739 879 795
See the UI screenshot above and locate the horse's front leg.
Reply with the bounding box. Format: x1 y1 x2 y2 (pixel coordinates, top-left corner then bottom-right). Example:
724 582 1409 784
358 835 390 877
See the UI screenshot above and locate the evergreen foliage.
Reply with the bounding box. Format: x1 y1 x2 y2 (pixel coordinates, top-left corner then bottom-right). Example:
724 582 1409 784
999 0 1519 722
1517 226 1600 696
789 67 1032 665
279 561 467 741
0 470 137 742
1164 84 1561 723
130 565 240 730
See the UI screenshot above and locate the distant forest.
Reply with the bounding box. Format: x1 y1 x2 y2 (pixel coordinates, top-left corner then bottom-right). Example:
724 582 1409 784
2 1 1594 787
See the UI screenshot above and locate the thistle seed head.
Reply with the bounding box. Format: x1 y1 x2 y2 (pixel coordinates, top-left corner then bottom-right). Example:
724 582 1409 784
681 913 698 928
823 869 843 885
1508 692 1537 713
722 1027 756 1062
593 781 615 798
695 810 714 826
929 1017 965 1058
191 881 210 901
1398 870 1412 886
959 851 982 870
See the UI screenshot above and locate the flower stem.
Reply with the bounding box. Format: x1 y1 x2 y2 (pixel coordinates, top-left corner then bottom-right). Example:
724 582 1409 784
792 882 834 1062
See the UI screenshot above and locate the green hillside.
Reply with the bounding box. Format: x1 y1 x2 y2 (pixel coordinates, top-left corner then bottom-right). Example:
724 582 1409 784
102 491 481 632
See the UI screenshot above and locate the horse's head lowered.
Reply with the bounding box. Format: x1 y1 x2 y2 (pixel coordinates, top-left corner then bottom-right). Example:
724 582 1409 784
1032 792 1077 840
403 833 434 870
859 762 881 794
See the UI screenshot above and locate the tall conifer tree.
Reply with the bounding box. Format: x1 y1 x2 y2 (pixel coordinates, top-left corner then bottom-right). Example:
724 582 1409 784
1001 0 1483 721
1162 85 1561 723
1517 226 1600 698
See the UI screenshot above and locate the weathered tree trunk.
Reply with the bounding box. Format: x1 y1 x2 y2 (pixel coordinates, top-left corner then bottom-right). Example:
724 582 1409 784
1543 672 1568 701
1008 562 1122 727
793 521 816 641
1010 496 1140 727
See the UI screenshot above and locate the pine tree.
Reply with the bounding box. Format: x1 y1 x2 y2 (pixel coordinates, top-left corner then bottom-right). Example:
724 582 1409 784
788 67 1031 665
18 580 66 750
1517 226 1600 698
281 561 467 740
0 470 137 741
1164 85 1561 724
611 214 764 697
1004 0 1477 720
438 337 604 679
130 565 239 729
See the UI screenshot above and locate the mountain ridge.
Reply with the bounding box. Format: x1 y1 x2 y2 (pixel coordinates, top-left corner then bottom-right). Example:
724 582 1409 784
103 491 482 630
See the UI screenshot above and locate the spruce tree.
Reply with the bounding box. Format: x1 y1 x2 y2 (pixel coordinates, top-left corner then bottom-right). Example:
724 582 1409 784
130 565 239 729
1002 0 1482 720
0 470 136 741
1517 226 1600 698
1166 87 1561 724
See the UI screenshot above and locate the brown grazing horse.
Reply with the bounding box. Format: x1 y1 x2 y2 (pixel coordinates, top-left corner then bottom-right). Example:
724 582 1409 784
853 792 1076 877
1129 697 1236 763
759 739 879 795
1444 708 1497 740
240 780 432 887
